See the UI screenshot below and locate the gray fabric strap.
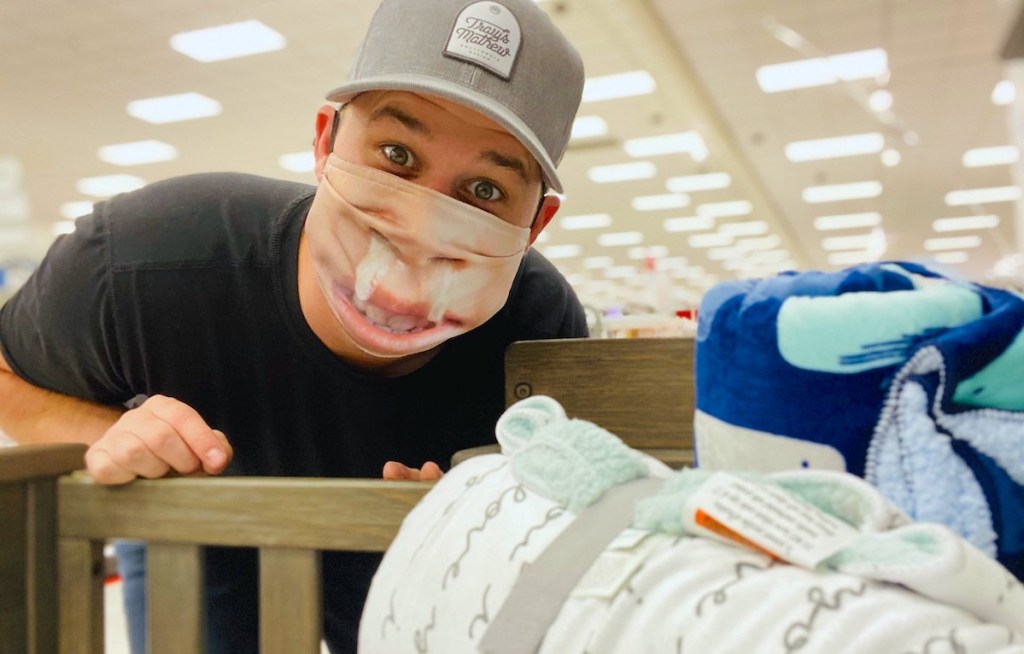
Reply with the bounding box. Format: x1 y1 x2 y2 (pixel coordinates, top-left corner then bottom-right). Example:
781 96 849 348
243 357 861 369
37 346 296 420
478 476 664 654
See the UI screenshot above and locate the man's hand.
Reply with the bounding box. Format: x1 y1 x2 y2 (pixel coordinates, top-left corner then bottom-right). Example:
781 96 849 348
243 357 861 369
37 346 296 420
382 460 443 481
85 394 232 485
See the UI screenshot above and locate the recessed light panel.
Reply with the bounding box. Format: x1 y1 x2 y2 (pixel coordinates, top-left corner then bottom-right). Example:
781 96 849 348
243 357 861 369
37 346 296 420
697 200 752 218
962 146 1020 168
632 193 689 211
803 181 883 203
623 132 708 160
582 71 656 103
756 48 888 93
666 173 731 193
945 186 1022 206
171 20 286 62
598 231 644 246
561 213 612 230
813 212 882 231
571 116 609 140
77 174 146 197
588 162 656 183
98 140 178 166
542 244 582 259
924 236 982 251
784 133 884 162
664 216 714 232
127 93 222 124
932 215 999 232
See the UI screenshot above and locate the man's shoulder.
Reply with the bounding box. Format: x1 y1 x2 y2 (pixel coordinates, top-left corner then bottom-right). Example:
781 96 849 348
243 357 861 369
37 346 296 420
503 249 588 338
95 172 315 268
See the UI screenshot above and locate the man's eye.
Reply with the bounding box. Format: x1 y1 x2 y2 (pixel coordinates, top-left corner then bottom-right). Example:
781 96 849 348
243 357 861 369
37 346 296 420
468 181 504 202
382 144 414 167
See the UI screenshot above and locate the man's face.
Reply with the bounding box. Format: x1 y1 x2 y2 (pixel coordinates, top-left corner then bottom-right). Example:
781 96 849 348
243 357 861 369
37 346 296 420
303 91 556 364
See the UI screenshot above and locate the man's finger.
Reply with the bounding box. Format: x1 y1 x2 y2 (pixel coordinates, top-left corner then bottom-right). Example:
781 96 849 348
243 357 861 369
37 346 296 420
85 446 139 485
420 461 443 481
382 461 415 480
143 395 231 473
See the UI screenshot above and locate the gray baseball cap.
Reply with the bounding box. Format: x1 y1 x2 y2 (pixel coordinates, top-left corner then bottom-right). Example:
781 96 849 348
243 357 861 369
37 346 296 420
326 0 584 193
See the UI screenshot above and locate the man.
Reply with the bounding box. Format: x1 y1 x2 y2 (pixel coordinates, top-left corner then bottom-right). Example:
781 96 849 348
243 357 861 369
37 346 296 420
0 0 587 650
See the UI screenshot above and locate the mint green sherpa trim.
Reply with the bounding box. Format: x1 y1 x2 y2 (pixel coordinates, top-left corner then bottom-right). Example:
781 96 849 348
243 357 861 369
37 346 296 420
509 417 650 513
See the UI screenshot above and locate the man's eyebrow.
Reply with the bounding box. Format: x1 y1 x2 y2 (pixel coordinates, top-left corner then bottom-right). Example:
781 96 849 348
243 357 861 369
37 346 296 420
482 150 532 184
368 105 430 134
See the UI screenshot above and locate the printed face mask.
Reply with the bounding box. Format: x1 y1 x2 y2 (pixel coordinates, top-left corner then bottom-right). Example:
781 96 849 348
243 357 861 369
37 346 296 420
304 154 531 359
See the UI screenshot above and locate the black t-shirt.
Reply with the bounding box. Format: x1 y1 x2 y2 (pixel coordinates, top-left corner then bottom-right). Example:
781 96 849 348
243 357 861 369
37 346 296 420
0 172 587 650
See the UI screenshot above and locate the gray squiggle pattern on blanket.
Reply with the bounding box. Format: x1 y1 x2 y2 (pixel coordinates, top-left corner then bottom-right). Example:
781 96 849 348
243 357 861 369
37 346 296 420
468 585 491 639
903 628 965 654
443 484 527 589
442 460 509 517
509 506 565 562
413 607 437 653
783 582 869 652
696 560 772 617
380 589 399 639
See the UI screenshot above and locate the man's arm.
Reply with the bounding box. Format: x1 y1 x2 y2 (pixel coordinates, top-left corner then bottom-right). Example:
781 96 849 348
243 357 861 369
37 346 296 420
0 348 122 445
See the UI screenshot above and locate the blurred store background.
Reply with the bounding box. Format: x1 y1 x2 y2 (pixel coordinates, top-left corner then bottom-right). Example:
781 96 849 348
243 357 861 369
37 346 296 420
2 0 1022 335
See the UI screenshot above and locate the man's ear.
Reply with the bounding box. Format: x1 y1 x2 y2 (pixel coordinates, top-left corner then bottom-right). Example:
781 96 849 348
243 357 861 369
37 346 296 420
312 104 338 182
527 194 560 248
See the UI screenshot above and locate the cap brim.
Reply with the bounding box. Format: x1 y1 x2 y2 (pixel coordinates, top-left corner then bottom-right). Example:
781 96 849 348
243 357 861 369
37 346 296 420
326 74 563 194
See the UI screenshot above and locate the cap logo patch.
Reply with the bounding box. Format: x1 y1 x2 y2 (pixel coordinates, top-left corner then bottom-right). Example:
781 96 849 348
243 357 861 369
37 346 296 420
444 1 522 80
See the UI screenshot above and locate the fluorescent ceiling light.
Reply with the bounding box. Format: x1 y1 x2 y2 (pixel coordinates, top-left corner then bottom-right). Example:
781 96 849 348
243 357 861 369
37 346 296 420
127 92 222 124
588 161 656 183
924 236 982 251
170 20 286 62
802 181 883 203
0 227 30 246
565 273 589 286
822 233 879 251
962 145 1020 168
98 140 178 166
604 265 638 279
60 201 95 219
756 48 888 93
77 174 146 197
664 216 714 232
945 186 1022 206
746 249 791 264
932 251 969 264
598 231 644 246
582 71 656 102
571 115 609 140
932 215 999 232
583 256 614 269
735 235 781 251
632 193 689 211
784 132 884 162
542 244 582 259
707 246 745 261
279 152 315 173
881 149 901 167
697 200 752 218
623 132 708 161
827 250 877 266
718 220 768 237
667 173 731 193
655 257 689 270
813 212 882 231
627 245 669 260
688 233 733 248
561 213 612 230
992 80 1016 106
868 89 893 112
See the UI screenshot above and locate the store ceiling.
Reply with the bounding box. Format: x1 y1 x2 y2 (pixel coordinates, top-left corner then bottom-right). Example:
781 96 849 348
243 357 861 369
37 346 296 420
1 0 1022 308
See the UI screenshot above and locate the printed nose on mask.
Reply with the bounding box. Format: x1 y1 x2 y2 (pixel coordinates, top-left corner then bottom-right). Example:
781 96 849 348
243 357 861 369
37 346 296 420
355 232 455 324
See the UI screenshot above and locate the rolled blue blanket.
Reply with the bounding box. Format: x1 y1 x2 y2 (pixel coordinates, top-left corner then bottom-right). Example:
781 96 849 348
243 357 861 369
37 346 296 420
695 261 1024 578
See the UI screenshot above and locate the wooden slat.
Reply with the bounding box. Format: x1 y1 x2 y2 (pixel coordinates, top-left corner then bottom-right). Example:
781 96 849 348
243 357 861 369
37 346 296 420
0 443 87 483
58 537 104 654
260 548 322 654
59 476 429 550
25 479 58 654
0 484 27 654
505 337 696 452
149 543 204 654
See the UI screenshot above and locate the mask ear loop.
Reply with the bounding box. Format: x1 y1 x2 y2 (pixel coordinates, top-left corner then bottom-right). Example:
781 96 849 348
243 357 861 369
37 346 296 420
330 107 341 148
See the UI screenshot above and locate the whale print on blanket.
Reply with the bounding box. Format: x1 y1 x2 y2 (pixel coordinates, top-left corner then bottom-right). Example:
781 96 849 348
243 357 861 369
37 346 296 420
695 261 1024 578
358 397 1024 654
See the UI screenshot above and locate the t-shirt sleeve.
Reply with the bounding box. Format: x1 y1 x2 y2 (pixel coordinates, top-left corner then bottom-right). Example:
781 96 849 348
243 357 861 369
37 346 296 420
0 209 130 404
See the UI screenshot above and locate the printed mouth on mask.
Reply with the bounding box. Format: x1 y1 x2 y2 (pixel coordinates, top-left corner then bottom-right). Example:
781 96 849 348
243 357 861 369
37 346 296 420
343 287 450 335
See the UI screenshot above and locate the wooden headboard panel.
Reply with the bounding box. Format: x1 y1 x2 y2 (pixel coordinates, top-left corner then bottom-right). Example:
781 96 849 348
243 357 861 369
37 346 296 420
503 337 695 467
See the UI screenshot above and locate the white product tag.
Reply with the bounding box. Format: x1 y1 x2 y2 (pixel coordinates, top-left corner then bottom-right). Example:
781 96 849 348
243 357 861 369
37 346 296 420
571 551 645 600
444 1 522 79
608 527 651 551
683 473 860 569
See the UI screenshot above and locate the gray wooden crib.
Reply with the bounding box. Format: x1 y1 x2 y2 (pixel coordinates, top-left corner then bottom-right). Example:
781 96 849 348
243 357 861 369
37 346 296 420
0 337 694 653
